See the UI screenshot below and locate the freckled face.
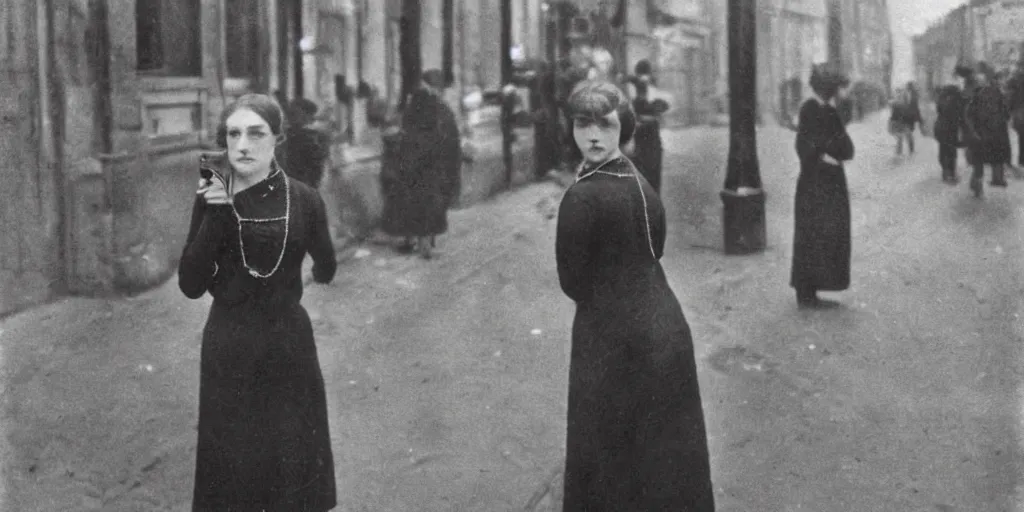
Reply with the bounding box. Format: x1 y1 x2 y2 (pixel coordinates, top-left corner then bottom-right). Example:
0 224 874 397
224 108 277 178
573 110 621 164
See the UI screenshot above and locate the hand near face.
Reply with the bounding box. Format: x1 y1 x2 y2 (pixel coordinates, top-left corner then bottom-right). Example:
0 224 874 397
197 177 232 205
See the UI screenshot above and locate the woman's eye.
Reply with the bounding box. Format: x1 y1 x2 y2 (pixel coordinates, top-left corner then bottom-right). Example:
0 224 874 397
248 131 266 139
227 130 241 138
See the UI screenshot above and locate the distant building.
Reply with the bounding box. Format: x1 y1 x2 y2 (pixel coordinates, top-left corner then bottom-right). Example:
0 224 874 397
914 0 1024 98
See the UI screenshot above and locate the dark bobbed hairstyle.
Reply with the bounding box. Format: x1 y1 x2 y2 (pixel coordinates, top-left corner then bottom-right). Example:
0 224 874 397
215 93 286 148
808 62 849 99
565 80 636 146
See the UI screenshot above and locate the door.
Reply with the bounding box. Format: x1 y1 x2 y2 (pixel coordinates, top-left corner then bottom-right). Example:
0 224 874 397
0 0 62 314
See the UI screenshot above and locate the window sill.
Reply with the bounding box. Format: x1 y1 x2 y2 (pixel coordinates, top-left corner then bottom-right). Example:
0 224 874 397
139 76 207 92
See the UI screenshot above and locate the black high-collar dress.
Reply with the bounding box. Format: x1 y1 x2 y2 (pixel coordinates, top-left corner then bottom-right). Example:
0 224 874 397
178 168 338 511
556 156 715 510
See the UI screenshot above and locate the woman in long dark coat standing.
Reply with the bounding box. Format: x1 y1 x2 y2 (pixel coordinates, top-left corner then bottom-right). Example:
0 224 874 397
791 63 855 308
380 69 461 259
179 94 338 511
555 80 715 511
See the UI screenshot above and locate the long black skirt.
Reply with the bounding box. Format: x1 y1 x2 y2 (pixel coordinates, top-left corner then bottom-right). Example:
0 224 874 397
790 162 851 292
563 273 715 511
192 300 336 511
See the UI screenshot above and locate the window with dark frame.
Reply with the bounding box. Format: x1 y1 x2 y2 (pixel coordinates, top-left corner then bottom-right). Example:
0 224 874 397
136 0 202 76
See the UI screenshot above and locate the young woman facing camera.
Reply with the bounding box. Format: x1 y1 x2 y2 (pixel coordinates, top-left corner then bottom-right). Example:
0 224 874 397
179 94 338 511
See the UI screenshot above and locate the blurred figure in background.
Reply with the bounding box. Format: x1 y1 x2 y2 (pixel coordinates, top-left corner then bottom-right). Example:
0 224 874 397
889 88 920 156
1006 61 1024 169
627 60 670 194
279 98 331 190
380 69 462 259
792 63 855 308
934 68 969 183
962 61 1010 197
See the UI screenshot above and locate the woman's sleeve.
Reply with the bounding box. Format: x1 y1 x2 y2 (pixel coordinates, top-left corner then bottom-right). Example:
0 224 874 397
825 111 855 161
178 196 232 299
308 192 337 284
555 187 595 302
795 102 822 163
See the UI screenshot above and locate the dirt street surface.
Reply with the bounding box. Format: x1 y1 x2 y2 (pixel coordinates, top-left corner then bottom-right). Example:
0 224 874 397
2 112 1022 511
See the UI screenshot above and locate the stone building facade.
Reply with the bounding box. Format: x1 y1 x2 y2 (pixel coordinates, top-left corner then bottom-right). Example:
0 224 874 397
914 0 1024 97
0 0 544 316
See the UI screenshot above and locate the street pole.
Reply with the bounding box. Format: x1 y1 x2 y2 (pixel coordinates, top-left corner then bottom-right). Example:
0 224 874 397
500 0 514 187
828 0 842 70
720 0 766 255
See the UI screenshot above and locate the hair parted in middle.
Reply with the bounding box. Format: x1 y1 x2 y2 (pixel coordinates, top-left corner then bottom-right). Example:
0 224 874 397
566 80 636 146
215 93 287 148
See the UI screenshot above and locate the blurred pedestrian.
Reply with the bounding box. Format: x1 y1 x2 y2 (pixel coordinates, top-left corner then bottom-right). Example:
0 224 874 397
962 61 1010 197
278 97 331 189
934 68 969 183
889 88 920 155
179 93 338 511
380 69 461 259
627 60 670 194
1006 62 1024 168
555 80 715 511
791 63 855 308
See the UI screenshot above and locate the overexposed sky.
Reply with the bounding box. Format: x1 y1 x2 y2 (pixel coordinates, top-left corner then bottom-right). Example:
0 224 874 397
889 0 968 83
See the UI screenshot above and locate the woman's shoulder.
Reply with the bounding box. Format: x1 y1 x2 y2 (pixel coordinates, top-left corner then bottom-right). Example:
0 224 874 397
287 176 323 204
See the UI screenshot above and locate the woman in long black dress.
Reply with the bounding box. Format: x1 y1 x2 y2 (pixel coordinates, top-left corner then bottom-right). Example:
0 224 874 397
555 80 715 511
791 63 855 308
179 94 338 511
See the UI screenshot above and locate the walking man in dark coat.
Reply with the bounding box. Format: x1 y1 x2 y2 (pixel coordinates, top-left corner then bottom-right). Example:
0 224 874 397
934 77 965 183
962 61 1010 197
791 63 855 308
380 69 462 259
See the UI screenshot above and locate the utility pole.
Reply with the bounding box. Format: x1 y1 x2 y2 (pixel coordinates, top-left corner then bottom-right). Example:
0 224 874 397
500 0 514 187
828 0 842 70
720 0 766 255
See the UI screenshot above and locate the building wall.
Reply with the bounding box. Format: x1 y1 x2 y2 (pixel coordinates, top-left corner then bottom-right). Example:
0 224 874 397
0 0 64 316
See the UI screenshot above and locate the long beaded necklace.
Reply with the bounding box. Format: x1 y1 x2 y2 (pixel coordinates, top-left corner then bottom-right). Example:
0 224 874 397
230 166 290 279
574 156 657 260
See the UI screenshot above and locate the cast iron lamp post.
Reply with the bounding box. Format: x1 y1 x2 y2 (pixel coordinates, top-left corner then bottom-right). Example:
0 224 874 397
720 0 766 254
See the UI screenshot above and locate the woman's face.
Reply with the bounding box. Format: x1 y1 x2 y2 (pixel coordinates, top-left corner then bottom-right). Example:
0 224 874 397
224 108 277 178
573 110 621 164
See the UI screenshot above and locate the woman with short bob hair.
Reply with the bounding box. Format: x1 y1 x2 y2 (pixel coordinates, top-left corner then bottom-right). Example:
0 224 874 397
555 80 716 511
180 93 339 510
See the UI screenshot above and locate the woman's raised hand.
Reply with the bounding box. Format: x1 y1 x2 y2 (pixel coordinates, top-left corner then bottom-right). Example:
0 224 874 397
197 177 232 205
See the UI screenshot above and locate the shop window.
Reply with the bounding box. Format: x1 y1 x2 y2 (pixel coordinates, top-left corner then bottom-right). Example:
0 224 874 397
225 0 260 78
136 0 202 76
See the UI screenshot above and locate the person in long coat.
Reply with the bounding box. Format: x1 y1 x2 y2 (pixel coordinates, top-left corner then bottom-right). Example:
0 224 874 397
380 69 462 259
555 80 715 511
934 75 966 183
791 63 855 308
278 97 331 189
179 94 338 511
628 61 670 194
962 61 1010 197
889 88 921 155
